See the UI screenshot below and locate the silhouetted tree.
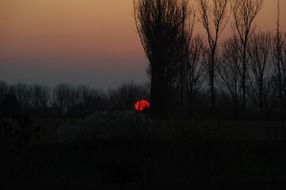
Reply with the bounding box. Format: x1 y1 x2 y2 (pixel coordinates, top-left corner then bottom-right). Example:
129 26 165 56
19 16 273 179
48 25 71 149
10 83 32 111
53 84 68 115
53 84 79 116
178 3 195 116
108 82 149 111
134 0 191 119
232 0 263 115
248 32 272 115
76 85 92 114
185 35 206 115
218 36 242 115
77 85 107 114
87 89 107 113
196 0 230 113
272 33 286 115
0 81 8 103
31 85 50 114
67 87 80 116
272 0 286 118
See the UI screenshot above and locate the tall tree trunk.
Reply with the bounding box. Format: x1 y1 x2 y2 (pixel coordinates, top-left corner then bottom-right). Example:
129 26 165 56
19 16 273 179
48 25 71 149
242 45 246 116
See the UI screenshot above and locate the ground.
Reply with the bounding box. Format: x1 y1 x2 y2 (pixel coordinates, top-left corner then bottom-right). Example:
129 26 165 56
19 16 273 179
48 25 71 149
1 113 286 189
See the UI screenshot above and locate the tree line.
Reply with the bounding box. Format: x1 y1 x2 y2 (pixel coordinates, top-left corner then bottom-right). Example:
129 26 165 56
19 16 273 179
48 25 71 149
0 82 149 118
134 0 286 119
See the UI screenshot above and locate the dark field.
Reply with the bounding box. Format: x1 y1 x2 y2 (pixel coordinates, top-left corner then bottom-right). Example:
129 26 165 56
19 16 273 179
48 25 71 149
1 113 286 189
2 142 286 189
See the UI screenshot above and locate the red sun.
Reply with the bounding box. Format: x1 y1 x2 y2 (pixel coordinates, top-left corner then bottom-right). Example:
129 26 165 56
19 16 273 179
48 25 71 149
134 100 150 112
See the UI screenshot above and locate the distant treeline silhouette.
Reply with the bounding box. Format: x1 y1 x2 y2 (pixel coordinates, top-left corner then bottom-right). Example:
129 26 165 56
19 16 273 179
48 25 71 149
0 78 285 120
134 0 286 119
0 82 149 118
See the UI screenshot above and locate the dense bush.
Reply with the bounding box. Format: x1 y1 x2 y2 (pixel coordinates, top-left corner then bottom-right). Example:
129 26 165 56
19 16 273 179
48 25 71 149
0 117 40 149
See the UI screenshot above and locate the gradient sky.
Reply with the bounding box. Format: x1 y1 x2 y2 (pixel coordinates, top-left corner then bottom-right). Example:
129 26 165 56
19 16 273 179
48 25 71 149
0 0 285 89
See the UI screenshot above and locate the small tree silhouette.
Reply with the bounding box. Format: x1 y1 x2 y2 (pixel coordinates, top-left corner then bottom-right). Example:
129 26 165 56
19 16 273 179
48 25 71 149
31 84 50 114
53 84 79 116
10 83 32 111
232 0 264 115
272 0 286 118
0 81 8 102
185 36 206 116
218 36 242 116
196 0 230 113
248 32 272 115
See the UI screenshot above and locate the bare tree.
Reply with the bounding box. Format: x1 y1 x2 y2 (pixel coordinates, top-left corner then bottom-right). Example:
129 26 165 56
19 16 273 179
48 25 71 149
232 0 263 114
273 33 286 114
10 83 32 111
0 81 8 103
108 82 148 111
134 0 191 119
53 84 79 116
218 36 242 115
178 4 196 116
272 0 286 117
196 0 230 112
31 85 50 111
248 32 272 115
83 88 107 113
53 84 69 115
68 87 80 114
185 35 206 115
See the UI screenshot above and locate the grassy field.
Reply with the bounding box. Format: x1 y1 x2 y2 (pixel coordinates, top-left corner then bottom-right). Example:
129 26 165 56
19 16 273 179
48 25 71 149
1 112 286 189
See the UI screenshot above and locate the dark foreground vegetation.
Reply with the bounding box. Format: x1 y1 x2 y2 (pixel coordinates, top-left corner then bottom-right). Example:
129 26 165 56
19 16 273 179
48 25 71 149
1 111 286 189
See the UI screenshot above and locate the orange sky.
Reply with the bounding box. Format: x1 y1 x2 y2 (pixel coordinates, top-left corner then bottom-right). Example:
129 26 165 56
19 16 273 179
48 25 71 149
0 0 140 58
0 0 285 88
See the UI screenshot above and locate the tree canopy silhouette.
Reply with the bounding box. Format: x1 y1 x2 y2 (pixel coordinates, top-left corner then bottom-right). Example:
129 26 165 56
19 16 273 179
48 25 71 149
232 0 264 115
196 0 230 113
134 0 190 119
